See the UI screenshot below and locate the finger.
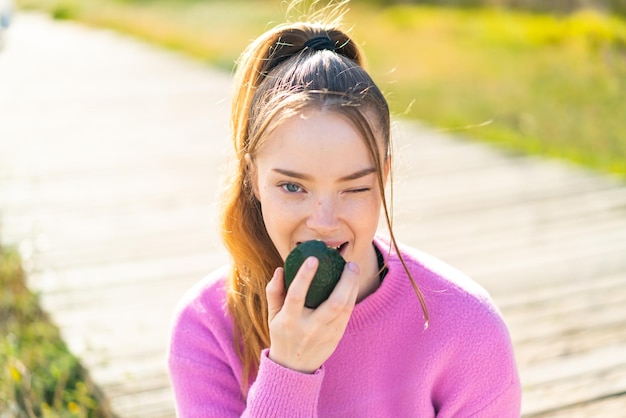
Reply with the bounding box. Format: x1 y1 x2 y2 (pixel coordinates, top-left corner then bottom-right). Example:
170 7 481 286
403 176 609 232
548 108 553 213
343 262 361 305
266 267 285 320
282 256 318 314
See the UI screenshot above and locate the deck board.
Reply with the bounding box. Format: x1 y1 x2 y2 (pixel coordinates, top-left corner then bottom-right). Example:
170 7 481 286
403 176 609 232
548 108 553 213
1 13 626 417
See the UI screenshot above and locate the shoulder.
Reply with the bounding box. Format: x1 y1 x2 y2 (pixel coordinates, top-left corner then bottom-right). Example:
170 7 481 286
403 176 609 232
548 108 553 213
376 235 491 305
173 265 231 319
376 236 520 411
375 235 509 338
168 265 235 360
167 266 249 409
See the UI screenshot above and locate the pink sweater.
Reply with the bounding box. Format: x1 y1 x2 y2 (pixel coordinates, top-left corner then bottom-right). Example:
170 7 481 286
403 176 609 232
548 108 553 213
168 236 521 417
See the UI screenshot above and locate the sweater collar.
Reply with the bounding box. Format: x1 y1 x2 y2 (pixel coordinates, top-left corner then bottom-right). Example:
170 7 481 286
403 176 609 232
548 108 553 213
345 235 413 332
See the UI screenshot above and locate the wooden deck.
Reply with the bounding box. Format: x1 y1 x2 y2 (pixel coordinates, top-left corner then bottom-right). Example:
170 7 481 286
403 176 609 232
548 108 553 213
1 13 626 417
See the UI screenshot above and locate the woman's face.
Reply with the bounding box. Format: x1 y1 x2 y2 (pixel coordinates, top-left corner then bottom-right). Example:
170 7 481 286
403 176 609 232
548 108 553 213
250 109 386 280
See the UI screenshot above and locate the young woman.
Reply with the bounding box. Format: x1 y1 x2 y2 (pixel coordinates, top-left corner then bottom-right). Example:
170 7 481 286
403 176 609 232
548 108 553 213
168 2 521 416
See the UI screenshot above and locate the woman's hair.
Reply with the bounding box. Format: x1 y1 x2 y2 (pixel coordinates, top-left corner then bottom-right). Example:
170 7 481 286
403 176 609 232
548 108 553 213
220 0 428 394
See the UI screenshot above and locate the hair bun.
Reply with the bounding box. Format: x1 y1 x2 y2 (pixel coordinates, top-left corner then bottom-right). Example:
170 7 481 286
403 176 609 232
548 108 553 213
303 35 337 52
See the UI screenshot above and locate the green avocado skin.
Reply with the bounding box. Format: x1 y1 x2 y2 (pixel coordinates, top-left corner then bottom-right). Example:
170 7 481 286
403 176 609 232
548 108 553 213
283 240 346 309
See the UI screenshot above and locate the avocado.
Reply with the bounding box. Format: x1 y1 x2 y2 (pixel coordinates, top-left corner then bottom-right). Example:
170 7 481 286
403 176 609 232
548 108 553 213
283 240 346 309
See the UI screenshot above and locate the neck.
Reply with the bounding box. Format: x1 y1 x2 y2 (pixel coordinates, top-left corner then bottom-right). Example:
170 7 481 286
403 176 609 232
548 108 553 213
356 243 381 303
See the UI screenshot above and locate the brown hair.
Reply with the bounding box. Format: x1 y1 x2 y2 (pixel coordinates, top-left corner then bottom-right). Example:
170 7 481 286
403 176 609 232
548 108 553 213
220 0 428 394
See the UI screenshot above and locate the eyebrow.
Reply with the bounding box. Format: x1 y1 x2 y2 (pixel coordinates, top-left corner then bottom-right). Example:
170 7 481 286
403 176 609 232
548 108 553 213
272 167 376 182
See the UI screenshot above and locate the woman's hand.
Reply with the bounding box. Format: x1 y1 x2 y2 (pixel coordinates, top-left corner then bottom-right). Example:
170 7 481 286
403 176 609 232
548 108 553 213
266 257 360 374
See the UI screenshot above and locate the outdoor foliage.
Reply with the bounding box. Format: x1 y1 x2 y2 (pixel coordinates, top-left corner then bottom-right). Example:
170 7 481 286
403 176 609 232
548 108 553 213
358 6 626 175
0 247 113 417
357 0 626 16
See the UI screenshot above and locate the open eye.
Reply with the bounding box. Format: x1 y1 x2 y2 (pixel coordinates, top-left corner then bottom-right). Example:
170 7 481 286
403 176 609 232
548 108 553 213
281 183 303 193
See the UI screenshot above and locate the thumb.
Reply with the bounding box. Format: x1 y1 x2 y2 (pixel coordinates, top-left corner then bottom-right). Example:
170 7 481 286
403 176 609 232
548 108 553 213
266 267 285 321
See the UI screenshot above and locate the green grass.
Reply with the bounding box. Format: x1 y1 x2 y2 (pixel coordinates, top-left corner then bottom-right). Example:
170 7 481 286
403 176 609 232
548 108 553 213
15 0 626 177
358 6 626 175
0 247 114 417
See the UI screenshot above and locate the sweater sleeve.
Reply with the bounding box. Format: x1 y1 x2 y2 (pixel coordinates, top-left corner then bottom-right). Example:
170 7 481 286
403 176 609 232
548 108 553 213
246 349 324 417
167 276 324 417
168 348 325 418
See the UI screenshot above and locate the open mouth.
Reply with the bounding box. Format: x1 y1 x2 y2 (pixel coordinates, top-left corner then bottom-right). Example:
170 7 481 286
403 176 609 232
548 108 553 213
334 242 348 256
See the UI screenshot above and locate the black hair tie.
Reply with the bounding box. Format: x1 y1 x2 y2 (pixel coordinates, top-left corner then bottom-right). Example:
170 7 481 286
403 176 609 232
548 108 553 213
304 36 337 52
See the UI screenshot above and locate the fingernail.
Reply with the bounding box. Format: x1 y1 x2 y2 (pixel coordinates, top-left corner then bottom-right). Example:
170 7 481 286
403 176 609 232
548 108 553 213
347 262 359 274
306 257 318 268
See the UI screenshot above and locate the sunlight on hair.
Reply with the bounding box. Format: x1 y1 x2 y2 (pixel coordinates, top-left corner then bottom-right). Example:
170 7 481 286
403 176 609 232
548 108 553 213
284 0 350 27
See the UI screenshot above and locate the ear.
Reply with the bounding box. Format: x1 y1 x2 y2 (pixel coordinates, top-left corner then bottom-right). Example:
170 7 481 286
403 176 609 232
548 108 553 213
245 153 260 199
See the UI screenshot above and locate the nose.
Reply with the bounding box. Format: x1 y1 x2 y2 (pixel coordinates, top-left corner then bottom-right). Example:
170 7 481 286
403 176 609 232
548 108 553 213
305 196 340 235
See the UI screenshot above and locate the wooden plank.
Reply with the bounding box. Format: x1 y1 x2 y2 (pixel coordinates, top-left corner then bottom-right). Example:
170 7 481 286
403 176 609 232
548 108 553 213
528 394 626 417
27 250 226 293
500 273 626 316
415 210 626 263
1 203 219 248
460 244 626 294
520 344 626 416
509 298 626 348
109 387 176 418
403 186 626 241
510 302 626 358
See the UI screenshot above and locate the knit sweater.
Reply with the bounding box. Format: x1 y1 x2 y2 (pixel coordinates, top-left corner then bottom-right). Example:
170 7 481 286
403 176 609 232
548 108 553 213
168 236 521 417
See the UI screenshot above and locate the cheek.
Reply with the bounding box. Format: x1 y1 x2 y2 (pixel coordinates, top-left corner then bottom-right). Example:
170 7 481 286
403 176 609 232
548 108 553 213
341 194 382 230
257 187 304 255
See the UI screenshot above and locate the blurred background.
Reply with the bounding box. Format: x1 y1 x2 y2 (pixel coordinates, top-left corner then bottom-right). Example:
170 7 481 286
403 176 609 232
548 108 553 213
1 0 625 417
